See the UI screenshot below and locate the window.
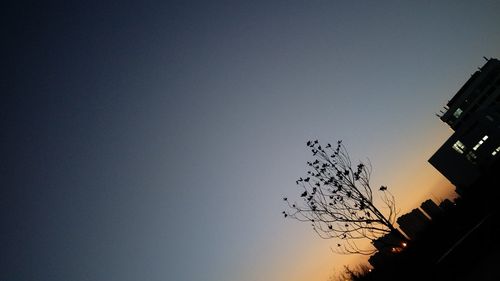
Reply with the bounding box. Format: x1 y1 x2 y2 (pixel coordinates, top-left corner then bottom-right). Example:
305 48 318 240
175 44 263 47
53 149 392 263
452 140 466 154
472 135 488 151
453 108 463 118
492 146 500 156
466 151 477 164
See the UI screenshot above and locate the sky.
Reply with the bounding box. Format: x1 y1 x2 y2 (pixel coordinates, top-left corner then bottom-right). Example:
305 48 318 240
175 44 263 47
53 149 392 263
2 1 500 281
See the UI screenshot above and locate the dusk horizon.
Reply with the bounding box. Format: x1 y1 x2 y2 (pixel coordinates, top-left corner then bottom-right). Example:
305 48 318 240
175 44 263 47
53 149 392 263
3 1 500 281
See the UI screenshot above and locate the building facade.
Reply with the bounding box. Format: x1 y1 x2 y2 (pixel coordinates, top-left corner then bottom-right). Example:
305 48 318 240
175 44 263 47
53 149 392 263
397 208 430 240
420 199 442 220
429 58 500 191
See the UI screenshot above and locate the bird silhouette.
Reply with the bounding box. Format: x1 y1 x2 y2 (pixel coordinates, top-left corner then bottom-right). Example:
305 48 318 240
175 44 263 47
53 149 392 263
301 191 308 197
379 186 387 191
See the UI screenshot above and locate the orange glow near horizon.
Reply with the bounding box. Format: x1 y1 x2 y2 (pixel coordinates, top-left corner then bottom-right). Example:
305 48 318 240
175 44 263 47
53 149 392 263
265 175 456 281
276 122 460 281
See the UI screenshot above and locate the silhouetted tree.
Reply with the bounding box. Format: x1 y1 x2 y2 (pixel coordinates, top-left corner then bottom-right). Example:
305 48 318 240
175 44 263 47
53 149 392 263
344 264 372 281
328 264 372 281
283 140 405 255
328 267 350 281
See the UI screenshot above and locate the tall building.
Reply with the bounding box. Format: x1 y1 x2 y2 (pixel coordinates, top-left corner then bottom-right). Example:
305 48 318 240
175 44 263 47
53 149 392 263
429 58 500 191
420 199 442 220
397 208 430 240
438 198 455 212
439 58 500 130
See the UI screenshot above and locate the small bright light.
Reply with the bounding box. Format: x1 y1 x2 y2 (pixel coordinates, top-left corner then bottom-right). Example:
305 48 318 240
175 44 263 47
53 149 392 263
492 146 500 156
402 242 407 247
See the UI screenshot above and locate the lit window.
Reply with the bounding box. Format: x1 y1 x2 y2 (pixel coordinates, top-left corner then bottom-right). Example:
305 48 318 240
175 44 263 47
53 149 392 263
452 140 466 154
492 146 500 156
472 135 488 151
453 108 463 118
466 151 477 164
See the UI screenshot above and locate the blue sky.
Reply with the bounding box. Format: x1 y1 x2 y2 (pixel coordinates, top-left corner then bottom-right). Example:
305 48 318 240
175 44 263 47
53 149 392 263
3 1 500 281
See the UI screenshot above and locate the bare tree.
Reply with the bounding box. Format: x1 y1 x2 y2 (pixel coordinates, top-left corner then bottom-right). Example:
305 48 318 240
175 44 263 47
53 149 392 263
283 140 406 255
328 264 372 281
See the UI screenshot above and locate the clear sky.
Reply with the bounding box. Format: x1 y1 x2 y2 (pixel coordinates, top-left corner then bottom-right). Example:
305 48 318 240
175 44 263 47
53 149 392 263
3 1 500 281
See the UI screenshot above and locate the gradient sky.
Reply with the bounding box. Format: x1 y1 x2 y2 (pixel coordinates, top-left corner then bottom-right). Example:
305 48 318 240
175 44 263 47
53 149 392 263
3 1 500 281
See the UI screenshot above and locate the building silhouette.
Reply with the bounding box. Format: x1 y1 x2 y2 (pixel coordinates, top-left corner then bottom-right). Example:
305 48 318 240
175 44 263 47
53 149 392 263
438 198 455 212
429 58 500 192
397 208 430 240
420 199 442 220
369 230 406 268
372 231 406 253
